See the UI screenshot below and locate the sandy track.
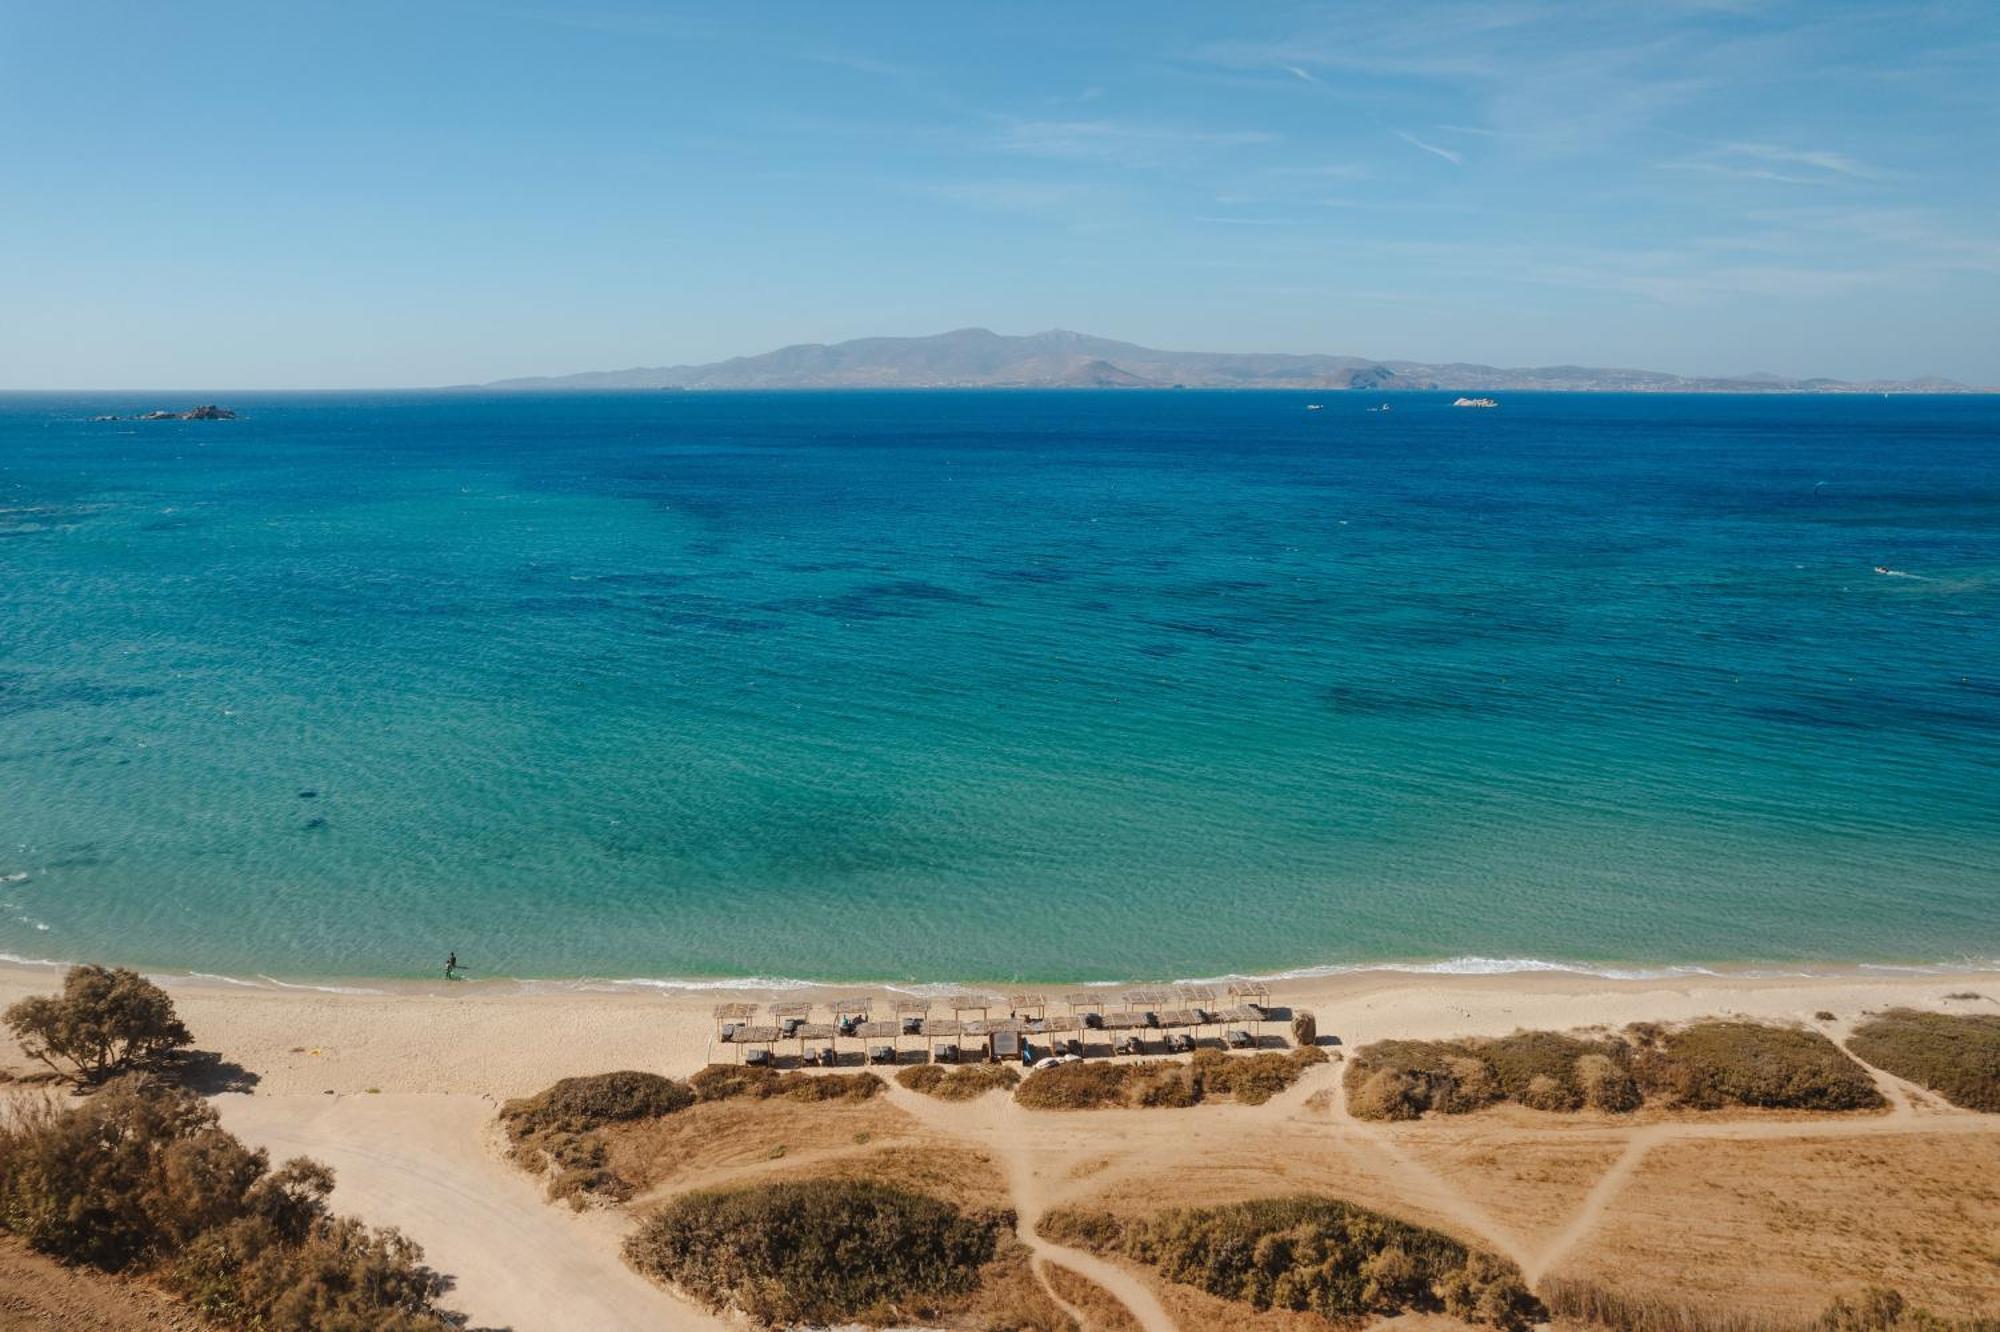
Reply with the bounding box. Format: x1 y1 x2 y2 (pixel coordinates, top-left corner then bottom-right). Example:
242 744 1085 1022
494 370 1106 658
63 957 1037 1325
215 1093 722 1332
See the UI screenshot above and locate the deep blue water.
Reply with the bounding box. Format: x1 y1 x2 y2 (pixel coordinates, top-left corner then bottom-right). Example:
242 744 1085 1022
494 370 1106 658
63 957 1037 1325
1 390 1995 983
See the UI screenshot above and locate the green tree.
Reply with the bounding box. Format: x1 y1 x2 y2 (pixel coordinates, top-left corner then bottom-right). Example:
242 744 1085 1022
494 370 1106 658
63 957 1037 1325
4 964 193 1083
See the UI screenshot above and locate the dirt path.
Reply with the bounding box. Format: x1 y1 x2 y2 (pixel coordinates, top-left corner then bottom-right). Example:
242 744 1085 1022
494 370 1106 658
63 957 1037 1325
216 1093 724 1332
882 1084 1180 1332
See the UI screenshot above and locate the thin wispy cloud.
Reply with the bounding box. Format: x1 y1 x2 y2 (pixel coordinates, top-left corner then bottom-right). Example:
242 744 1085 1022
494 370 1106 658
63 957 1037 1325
993 119 1276 164
1722 142 1877 179
1281 64 1319 84
1395 130 1464 166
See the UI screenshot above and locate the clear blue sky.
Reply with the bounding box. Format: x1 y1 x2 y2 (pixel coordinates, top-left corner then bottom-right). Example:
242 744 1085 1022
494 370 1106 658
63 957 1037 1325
4 1 1995 387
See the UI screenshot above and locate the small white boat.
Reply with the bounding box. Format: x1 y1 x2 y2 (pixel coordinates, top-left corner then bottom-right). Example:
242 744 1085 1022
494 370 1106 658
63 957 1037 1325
1305 403 1324 411
1453 396 1499 408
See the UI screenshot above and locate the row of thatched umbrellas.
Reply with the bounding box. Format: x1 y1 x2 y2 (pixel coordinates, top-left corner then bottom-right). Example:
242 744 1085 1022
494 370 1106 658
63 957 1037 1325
712 982 1274 1065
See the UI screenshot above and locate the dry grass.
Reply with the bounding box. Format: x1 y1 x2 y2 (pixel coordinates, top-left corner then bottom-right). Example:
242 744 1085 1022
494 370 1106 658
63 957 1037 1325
1848 1010 2000 1112
602 1095 921 1199
1389 1125 1630 1251
1553 1131 2000 1317
1543 1280 2000 1332
1044 1263 1144 1332
954 1238 1077 1332
898 1063 1022 1101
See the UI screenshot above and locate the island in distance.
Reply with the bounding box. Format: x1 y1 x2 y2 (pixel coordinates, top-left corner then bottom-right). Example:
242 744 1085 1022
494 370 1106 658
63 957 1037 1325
93 404 238 421
483 327 1981 394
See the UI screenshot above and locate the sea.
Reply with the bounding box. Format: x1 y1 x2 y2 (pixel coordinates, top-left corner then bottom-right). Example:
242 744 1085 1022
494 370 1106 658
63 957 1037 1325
1 390 1995 986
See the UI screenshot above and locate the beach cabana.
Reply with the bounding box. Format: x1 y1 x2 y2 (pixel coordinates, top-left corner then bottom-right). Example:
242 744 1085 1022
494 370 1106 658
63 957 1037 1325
831 996 872 1036
1008 993 1048 1023
944 994 991 1023
769 1001 813 1039
722 1024 780 1064
1227 981 1271 1011
713 1003 756 1042
1064 992 1107 1030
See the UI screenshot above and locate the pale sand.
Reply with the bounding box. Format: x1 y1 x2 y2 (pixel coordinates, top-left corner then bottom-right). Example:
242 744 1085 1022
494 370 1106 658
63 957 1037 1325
2 960 1993 1332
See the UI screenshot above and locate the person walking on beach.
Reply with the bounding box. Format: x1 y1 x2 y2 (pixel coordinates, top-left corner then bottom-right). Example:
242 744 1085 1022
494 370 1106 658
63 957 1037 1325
444 951 459 980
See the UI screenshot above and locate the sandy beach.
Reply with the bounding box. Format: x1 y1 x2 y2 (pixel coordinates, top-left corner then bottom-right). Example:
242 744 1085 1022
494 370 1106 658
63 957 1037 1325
5 958 1996 1331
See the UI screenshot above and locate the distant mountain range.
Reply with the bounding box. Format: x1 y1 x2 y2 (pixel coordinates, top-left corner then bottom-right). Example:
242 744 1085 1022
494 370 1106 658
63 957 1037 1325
483 328 1978 393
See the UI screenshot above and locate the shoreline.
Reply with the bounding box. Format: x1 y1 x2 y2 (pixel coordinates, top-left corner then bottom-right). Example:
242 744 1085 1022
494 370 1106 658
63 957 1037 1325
5 949 1997 1001
7 956 1996 1100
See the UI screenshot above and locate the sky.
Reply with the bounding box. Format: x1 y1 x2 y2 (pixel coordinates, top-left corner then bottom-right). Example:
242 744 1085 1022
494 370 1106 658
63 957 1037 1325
3 1 1996 388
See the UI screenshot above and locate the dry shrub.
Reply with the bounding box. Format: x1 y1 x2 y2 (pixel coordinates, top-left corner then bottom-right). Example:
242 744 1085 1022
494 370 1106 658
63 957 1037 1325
1043 1196 1538 1329
1348 1069 1426 1121
1575 1052 1643 1112
1847 1009 2000 1112
1629 1021 1884 1111
0 1077 453 1330
1347 1021 1881 1120
1016 1061 1195 1111
624 1178 1007 1327
898 1063 1021 1101
501 1070 693 1139
688 1063 883 1103
1291 1010 1318 1046
1036 1208 1128 1252
500 1070 698 1206
1189 1047 1327 1105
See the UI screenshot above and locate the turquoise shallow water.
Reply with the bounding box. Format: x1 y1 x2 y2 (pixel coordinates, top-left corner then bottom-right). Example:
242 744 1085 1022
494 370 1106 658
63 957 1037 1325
0 390 1995 983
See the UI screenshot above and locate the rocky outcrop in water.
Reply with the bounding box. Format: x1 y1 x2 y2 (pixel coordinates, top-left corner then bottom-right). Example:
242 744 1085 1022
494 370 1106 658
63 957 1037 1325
110 405 239 421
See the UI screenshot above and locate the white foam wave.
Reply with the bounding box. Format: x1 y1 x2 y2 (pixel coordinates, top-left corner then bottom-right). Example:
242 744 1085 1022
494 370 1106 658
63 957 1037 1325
253 974 388 996
511 974 824 996
183 971 268 989
0 951 64 969
1175 956 1725 985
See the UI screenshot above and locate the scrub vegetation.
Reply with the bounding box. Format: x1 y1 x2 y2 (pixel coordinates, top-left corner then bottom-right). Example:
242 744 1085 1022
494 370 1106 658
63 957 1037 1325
1016 1047 1326 1110
1347 1021 1882 1121
624 1178 1009 1327
1847 1009 2000 1112
0 1077 454 1331
1039 1195 1539 1328
897 1062 1021 1100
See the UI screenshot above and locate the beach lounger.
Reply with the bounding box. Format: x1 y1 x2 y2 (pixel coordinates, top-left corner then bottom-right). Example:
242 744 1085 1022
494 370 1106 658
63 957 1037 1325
720 1022 739 1041
1167 1032 1194 1054
744 1047 772 1067
869 1044 897 1065
901 1016 923 1036
780 1017 803 1038
1114 1035 1141 1056
1081 1012 1103 1029
1226 1028 1254 1049
817 1046 837 1066
935 1043 960 1063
